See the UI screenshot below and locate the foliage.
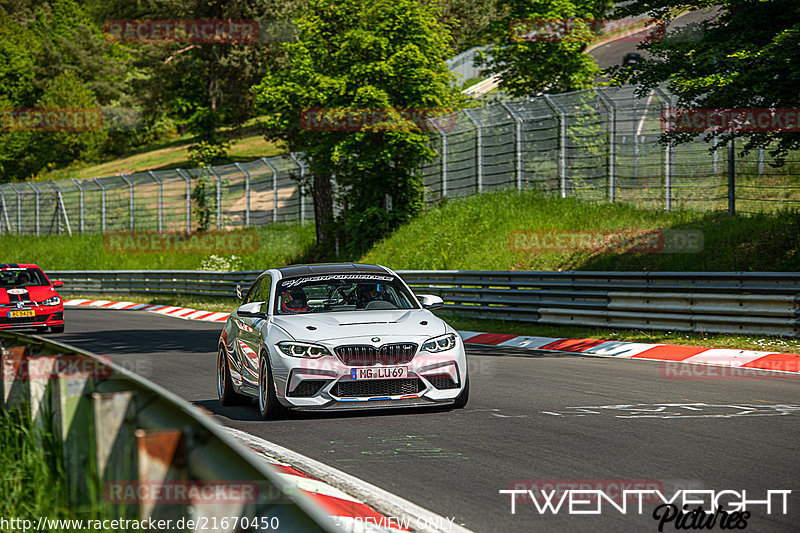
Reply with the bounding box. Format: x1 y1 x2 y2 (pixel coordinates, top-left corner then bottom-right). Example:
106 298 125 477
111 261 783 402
608 0 800 163
253 0 464 255
478 0 612 96
361 189 800 272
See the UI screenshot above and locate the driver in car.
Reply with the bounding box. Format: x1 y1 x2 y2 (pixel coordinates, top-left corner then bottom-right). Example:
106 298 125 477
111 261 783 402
356 283 382 309
281 289 308 313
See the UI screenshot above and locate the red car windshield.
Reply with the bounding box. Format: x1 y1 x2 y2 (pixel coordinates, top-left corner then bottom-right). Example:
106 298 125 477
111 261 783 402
0 268 48 289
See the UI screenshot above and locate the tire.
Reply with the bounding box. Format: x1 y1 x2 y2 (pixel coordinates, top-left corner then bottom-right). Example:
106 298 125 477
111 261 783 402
50 325 65 334
217 346 246 405
258 352 286 419
452 373 469 409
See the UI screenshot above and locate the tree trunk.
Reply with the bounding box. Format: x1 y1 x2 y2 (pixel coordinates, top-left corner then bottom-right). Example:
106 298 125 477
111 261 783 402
311 172 335 255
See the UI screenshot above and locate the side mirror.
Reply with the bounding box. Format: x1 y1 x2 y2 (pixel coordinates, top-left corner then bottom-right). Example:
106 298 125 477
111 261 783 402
418 294 444 310
236 284 243 300
237 301 266 319
52 280 64 288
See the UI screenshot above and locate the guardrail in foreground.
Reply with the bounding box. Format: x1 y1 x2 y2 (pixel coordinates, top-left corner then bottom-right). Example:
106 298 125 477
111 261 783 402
50 270 800 337
0 331 336 532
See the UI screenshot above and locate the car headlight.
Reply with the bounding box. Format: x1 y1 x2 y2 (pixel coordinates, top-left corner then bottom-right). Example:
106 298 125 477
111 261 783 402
277 341 330 358
40 296 61 306
421 333 457 353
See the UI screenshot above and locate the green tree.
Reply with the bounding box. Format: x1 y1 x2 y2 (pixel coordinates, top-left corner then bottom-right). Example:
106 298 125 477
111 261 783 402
253 0 463 255
479 0 611 96
608 0 800 161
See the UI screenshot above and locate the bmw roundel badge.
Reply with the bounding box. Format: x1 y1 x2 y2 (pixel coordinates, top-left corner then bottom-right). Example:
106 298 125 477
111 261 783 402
371 337 380 342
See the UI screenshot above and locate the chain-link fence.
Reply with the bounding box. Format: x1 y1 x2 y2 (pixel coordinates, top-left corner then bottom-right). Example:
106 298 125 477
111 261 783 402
3 86 800 235
421 86 800 213
0 154 314 235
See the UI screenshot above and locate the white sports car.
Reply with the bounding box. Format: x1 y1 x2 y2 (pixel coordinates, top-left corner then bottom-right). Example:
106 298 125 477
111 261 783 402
217 263 469 418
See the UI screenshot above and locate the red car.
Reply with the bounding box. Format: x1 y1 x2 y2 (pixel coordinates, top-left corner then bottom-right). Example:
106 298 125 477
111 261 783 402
0 263 65 333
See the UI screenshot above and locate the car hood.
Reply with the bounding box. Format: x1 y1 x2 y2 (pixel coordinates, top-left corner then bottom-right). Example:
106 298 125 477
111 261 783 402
271 309 447 343
0 286 56 304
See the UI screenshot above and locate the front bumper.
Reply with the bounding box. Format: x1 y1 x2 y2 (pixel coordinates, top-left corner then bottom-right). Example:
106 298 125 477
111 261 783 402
270 341 467 410
0 305 64 330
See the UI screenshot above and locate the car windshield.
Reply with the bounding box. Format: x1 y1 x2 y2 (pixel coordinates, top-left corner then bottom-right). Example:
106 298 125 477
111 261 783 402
275 274 418 315
0 268 48 288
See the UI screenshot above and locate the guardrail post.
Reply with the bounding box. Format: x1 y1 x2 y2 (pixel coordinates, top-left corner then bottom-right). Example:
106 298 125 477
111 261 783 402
136 428 187 522
28 182 40 235
71 178 85 233
8 183 22 233
206 167 223 230
93 178 107 233
543 95 568 198
500 102 524 192
93 389 138 505
260 157 279 224
233 163 251 227
463 109 483 193
119 173 134 231
289 153 305 225
147 171 163 232
53 354 97 504
595 89 617 203
176 169 192 232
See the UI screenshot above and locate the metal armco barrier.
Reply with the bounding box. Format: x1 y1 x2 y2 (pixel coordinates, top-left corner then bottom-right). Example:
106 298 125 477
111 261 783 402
49 270 800 337
0 332 336 532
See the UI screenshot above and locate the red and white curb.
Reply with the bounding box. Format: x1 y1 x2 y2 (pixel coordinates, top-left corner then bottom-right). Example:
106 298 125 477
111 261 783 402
228 428 469 533
459 331 800 374
63 298 230 323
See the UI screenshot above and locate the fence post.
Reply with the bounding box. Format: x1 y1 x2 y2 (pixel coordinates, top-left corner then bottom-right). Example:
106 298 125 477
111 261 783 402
49 180 72 236
595 89 617 203
429 118 449 199
758 146 764 175
728 137 736 215
712 135 719 174
176 169 192 232
233 163 251 227
93 178 107 233
147 171 163 232
71 179 85 233
289 153 305 225
543 95 567 198
206 167 223 230
28 182 40 236
0 191 10 234
119 173 134 231
500 101 523 192
8 183 22 233
655 88 673 211
463 109 483 193
260 157 279 224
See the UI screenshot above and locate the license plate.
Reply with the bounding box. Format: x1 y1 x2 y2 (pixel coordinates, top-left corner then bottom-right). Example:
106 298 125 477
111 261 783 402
350 366 408 380
9 310 35 318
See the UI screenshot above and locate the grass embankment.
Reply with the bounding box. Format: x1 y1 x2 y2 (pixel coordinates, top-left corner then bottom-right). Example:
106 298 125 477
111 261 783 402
362 189 800 271
0 223 316 271
39 119 285 182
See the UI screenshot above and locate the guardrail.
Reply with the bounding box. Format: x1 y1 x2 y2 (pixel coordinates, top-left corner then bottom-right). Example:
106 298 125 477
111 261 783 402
50 270 800 337
0 331 336 532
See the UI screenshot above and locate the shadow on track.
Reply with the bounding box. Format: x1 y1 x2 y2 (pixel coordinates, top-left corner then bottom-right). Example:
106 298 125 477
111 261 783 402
58 327 220 356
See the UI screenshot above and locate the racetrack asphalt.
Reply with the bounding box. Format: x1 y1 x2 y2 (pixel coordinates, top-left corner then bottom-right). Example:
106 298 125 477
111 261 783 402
53 309 800 533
